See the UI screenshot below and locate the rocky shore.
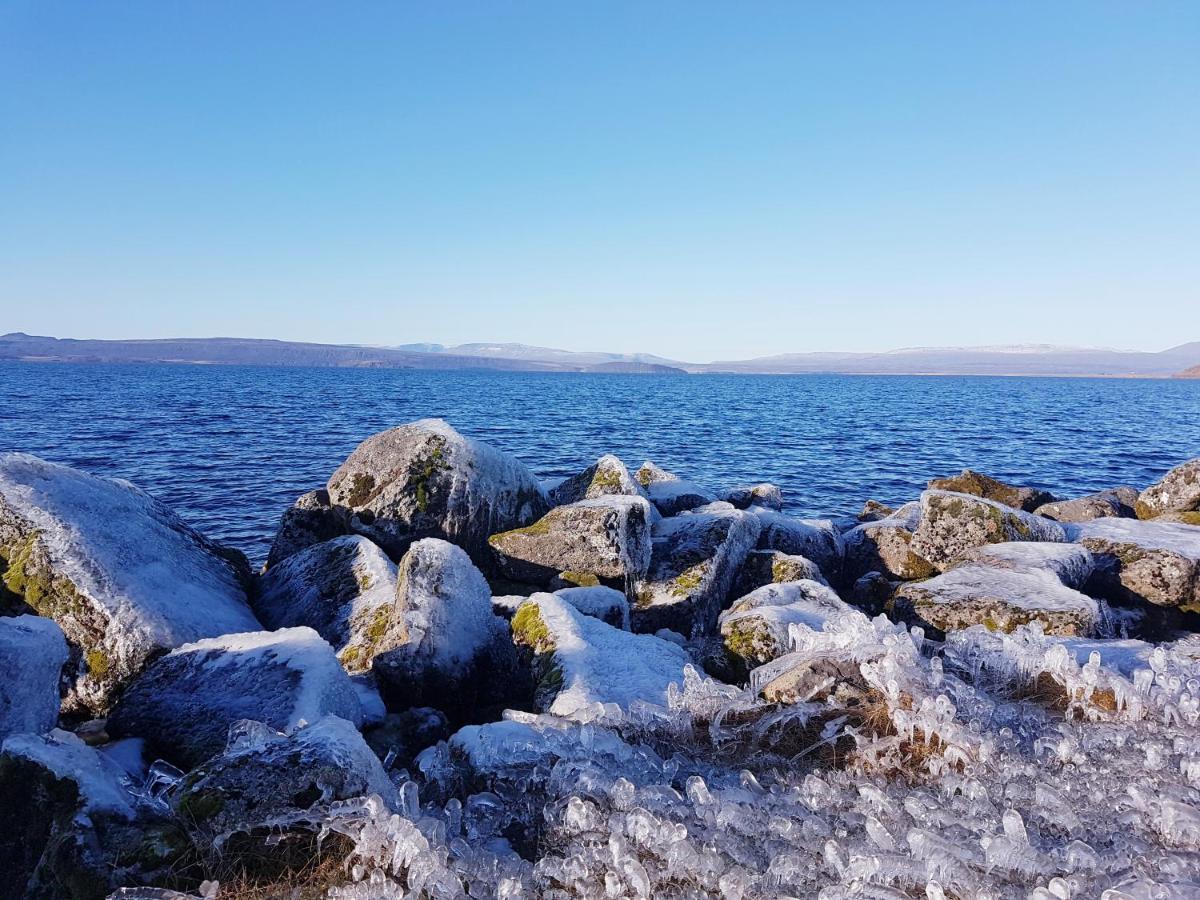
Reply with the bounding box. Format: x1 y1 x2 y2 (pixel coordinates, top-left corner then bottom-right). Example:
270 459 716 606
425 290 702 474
2 419 1200 898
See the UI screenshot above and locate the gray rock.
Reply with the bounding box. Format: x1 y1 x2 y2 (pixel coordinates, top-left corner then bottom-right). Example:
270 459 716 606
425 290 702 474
908 490 1067 571
0 729 187 900
487 496 653 589
1035 490 1136 523
1137 458 1200 519
325 419 549 566
170 716 397 839
253 535 399 674
631 502 761 636
927 468 1055 512
857 499 896 522
265 488 348 569
635 461 716 516
0 616 67 742
373 538 522 718
548 455 643 506
1070 518 1200 611
751 508 845 584
843 501 936 582
107 627 365 769
735 549 829 597
0 454 260 716
723 483 784 511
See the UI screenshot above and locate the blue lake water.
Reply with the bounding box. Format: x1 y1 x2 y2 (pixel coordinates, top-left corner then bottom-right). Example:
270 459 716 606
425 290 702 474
2 362 1197 564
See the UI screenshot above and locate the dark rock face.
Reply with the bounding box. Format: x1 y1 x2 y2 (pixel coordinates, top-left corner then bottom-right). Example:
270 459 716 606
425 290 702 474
312 419 548 568
723 483 784 511
265 488 348 569
927 468 1055 512
734 549 830 597
857 499 896 522
1137 458 1200 519
488 496 652 589
363 707 452 772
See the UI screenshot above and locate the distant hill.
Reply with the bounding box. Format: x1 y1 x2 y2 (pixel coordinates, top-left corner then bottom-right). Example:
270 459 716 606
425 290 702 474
3 332 1199 377
1177 365 1200 379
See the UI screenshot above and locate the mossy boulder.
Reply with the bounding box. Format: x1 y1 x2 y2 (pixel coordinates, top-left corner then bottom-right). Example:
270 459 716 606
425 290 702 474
323 419 549 568
908 490 1067 572
0 454 260 716
927 468 1055 512
0 615 68 742
857 499 896 522
488 496 652 589
635 461 716 516
631 503 761 637
750 509 845 585
1136 458 1200 519
254 534 400 675
1070 518 1200 612
843 501 935 582
548 455 644 506
734 549 829 597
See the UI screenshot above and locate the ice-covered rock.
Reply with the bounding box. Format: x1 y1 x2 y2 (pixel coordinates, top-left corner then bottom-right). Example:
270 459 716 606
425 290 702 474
253 535 399 674
909 490 1066 571
631 502 761 636
894 565 1100 637
635 460 716 516
107 627 365 769
548 454 643 506
955 540 1097 589
750 508 845 584
487 495 652 588
0 729 185 899
265 487 349 569
170 716 398 839
510 592 693 719
554 585 630 629
927 468 1055 511
372 538 521 717
1070 518 1200 611
0 615 67 741
1035 489 1137 523
0 454 260 715
1137 458 1200 519
843 501 935 582
723 482 784 511
734 548 830 596
323 418 548 566
719 580 864 675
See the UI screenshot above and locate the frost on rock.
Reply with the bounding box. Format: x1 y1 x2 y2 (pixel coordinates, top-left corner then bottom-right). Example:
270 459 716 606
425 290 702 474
372 538 521 718
910 489 1067 571
325 418 549 567
107 626 365 769
0 614 67 741
487 495 653 589
553 584 631 629
844 501 936 582
548 454 644 506
0 453 260 715
752 508 846 585
632 502 762 636
1136 457 1200 519
253 534 399 674
1069 518 1200 611
723 482 785 511
956 541 1097 589
635 460 717 516
894 564 1100 638
511 592 694 720
719 580 864 676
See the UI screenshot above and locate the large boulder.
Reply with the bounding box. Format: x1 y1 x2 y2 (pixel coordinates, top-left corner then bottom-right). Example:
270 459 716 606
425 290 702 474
253 535 398 674
631 502 761 636
635 461 716 516
908 490 1066 571
750 508 845 584
843 501 935 582
1035 489 1137 523
1069 519 1200 612
722 483 784 511
320 419 548 566
0 615 68 742
0 730 186 900
927 468 1055 512
893 565 1100 638
106 627 365 769
0 454 261 715
487 496 652 589
371 538 522 718
265 488 348 569
719 580 863 676
734 549 829 597
1137 458 1200 520
510 592 693 719
169 716 397 840
547 455 643 506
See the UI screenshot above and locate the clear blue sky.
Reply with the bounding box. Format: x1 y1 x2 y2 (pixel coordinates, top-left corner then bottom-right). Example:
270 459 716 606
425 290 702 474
1 2 1197 361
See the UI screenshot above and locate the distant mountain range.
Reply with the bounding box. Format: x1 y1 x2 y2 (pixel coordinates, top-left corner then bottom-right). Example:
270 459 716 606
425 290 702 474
3 332 1199 378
